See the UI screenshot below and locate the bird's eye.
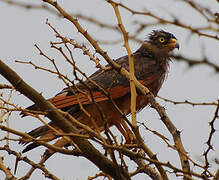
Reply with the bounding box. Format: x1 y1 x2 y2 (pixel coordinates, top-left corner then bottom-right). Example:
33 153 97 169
158 37 165 43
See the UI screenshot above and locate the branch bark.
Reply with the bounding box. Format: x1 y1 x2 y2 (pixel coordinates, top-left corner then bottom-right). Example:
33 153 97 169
110 1 137 128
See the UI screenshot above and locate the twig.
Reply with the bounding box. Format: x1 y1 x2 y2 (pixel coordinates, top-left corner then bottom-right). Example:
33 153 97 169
158 96 219 106
0 58 130 179
203 100 219 176
108 0 219 41
109 0 137 128
129 149 162 180
0 84 13 89
0 156 17 180
88 172 113 180
0 146 60 180
42 1 191 178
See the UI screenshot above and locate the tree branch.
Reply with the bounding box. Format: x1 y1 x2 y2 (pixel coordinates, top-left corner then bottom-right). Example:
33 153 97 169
0 59 130 180
42 0 191 178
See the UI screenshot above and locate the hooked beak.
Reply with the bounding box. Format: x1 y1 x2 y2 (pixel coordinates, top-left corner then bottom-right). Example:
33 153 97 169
175 42 180 49
169 38 179 50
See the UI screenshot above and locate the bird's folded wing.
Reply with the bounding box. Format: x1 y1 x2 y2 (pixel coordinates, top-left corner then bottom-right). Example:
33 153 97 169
49 73 159 109
49 85 130 109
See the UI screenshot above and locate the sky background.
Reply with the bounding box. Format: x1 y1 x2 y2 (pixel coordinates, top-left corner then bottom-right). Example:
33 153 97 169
0 0 219 179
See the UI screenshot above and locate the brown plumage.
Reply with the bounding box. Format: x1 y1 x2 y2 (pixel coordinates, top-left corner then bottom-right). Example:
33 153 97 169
21 30 179 157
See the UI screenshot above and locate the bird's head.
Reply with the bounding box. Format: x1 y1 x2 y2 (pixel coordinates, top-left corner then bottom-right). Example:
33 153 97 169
142 30 179 56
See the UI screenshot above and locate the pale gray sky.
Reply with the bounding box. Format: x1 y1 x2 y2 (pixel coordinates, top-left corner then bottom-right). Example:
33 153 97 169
0 0 219 179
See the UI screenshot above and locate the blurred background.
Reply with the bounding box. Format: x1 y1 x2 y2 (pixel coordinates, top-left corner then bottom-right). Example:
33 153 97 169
0 0 219 179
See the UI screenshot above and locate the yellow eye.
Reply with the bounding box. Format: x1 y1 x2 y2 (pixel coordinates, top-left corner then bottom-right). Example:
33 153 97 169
158 37 165 43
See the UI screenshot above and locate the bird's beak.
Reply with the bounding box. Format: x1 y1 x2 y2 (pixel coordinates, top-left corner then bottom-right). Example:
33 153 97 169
169 38 179 50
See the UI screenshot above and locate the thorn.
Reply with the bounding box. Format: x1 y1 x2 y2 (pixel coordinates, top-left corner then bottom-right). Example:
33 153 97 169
176 129 182 135
162 105 166 110
152 154 157 160
83 30 88 35
94 40 98 44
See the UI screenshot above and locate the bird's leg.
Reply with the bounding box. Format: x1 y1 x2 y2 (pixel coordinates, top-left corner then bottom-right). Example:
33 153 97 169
120 119 136 144
114 123 129 143
114 121 136 144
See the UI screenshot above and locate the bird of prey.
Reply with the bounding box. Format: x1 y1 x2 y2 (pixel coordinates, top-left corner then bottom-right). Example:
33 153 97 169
21 30 179 157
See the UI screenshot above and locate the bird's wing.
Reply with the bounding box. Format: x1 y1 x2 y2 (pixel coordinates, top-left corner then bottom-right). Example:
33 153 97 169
49 84 131 109
49 53 159 110
23 53 159 114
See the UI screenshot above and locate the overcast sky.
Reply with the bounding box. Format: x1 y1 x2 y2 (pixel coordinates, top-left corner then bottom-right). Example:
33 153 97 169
0 0 219 179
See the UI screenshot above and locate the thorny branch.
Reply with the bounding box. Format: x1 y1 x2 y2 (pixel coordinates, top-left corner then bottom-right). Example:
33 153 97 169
14 23 164 179
109 1 137 128
0 0 218 179
42 1 192 179
158 96 219 107
0 0 218 72
0 156 16 180
0 58 131 179
0 84 13 89
203 101 219 176
0 146 60 180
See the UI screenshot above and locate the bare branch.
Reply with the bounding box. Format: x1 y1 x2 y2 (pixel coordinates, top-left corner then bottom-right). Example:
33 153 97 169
203 101 219 176
0 156 17 180
0 58 130 179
